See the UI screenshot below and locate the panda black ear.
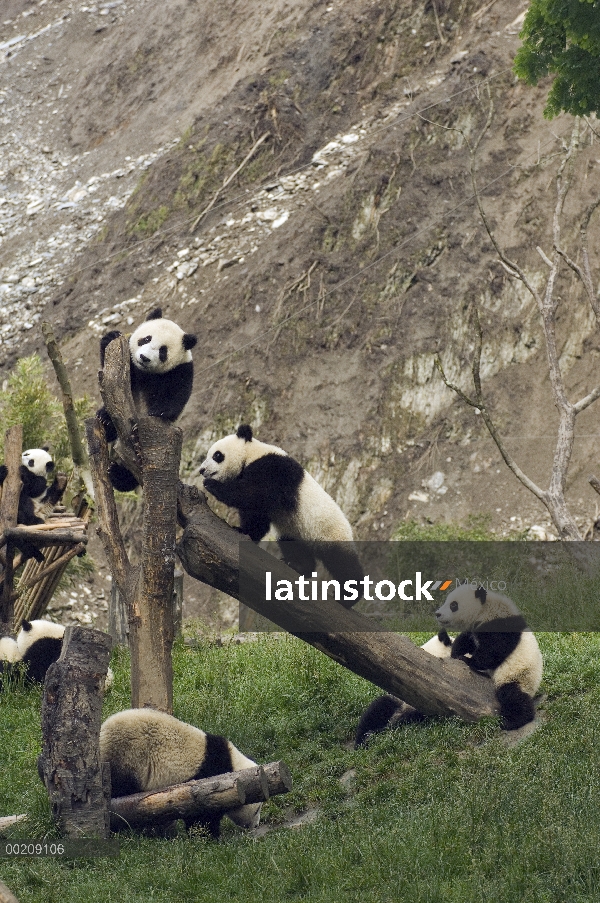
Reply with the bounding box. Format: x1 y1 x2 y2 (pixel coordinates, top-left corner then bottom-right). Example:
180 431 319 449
183 333 197 351
42 445 50 452
146 307 163 321
236 424 253 442
22 620 33 632
475 585 487 604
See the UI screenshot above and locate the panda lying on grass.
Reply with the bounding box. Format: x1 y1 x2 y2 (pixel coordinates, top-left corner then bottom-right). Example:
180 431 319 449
355 584 543 746
99 709 262 839
0 619 113 690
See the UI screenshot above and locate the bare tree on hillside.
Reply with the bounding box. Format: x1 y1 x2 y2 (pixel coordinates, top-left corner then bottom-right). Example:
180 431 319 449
435 112 600 541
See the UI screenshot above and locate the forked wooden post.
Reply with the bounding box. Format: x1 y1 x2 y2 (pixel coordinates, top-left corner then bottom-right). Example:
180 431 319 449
86 335 182 713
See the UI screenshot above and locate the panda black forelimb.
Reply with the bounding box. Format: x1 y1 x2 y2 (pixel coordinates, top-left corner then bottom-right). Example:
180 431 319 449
451 632 477 659
204 454 304 514
355 694 404 747
130 361 194 422
453 630 523 673
100 330 123 367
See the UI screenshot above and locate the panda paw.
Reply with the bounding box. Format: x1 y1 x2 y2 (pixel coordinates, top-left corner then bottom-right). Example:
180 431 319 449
108 463 140 493
100 330 123 366
96 407 118 443
0 464 7 485
203 477 225 500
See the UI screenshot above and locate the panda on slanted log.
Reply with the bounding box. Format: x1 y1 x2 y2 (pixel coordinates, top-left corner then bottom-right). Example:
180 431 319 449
355 586 543 746
99 709 262 839
97 307 197 492
0 447 56 527
199 424 364 598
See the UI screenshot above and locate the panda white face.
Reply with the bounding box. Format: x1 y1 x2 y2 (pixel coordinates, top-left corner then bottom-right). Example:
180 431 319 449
129 314 197 374
199 433 248 482
21 448 54 478
435 584 486 632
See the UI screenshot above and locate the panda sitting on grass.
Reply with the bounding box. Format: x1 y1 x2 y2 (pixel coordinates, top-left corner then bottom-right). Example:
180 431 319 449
355 584 543 746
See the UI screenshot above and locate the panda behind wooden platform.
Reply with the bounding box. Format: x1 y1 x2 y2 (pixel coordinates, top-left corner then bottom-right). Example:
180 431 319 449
97 307 197 492
100 709 262 839
0 447 56 527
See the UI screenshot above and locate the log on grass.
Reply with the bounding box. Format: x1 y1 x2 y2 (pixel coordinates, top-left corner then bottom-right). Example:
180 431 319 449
176 483 498 722
0 880 20 903
109 761 291 830
39 626 113 838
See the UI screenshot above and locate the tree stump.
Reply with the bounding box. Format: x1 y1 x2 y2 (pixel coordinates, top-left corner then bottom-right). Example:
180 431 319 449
38 626 113 838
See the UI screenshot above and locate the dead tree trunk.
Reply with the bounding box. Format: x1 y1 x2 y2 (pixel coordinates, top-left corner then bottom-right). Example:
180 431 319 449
85 334 182 713
0 424 23 631
38 626 113 838
176 485 498 721
109 760 291 831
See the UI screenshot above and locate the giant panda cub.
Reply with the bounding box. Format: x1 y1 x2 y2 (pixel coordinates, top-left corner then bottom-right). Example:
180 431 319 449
16 619 66 684
0 447 56 528
355 586 543 746
15 619 113 690
97 307 198 492
100 709 262 839
199 424 363 596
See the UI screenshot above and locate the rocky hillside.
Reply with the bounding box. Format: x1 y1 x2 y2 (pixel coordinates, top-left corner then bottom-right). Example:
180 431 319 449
2 0 600 624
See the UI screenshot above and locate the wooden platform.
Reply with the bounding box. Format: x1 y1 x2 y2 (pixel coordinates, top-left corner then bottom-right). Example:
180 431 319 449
2 506 90 630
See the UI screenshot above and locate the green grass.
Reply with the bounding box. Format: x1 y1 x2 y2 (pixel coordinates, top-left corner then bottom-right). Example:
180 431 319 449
2 633 600 902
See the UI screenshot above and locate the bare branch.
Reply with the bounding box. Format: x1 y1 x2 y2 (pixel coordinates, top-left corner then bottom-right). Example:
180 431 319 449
574 384 600 415
536 246 553 269
85 417 133 605
189 132 271 233
41 321 95 500
589 475 600 498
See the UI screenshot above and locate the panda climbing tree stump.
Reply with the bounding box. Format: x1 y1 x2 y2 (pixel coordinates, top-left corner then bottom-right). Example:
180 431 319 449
86 334 182 713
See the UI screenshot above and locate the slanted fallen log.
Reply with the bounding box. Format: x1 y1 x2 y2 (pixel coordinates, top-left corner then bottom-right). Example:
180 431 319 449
109 760 292 830
176 483 498 722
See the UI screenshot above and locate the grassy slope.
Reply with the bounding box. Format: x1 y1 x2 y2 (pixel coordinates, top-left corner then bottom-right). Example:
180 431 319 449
2 633 600 902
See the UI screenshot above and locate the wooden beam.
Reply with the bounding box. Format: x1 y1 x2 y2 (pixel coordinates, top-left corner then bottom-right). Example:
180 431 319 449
176 483 498 722
109 760 291 830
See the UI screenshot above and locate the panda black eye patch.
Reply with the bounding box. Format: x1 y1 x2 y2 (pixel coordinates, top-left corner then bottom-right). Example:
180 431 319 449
213 451 225 463
137 336 151 346
159 345 168 363
450 601 458 612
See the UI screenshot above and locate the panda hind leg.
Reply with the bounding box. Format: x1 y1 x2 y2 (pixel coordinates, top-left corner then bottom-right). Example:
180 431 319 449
108 463 140 493
277 537 317 577
355 695 405 748
496 681 536 730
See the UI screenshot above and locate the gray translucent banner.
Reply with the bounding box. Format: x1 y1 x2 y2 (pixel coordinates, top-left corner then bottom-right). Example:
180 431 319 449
238 541 600 631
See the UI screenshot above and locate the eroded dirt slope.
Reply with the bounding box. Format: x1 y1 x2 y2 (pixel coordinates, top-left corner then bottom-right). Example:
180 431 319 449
2 0 600 624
